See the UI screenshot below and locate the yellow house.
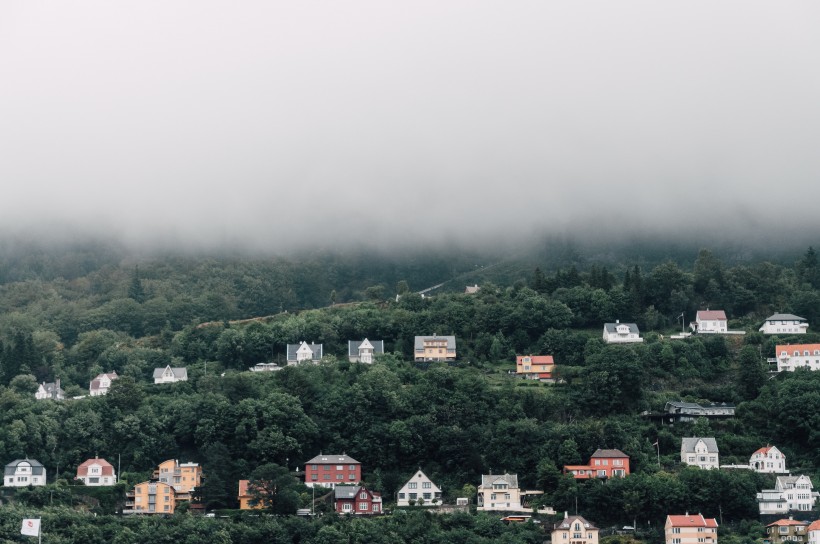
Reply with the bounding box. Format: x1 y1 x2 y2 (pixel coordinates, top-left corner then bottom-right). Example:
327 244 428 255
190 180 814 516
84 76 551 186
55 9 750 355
154 459 202 502
125 481 176 514
238 479 265 510
414 335 456 361
552 514 600 544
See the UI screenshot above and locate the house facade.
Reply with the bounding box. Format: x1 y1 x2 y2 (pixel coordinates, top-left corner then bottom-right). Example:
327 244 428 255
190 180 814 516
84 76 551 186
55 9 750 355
760 314 808 335
249 362 282 372
414 335 457 361
348 339 384 363
154 459 202 502
516 355 556 381
664 513 718 544
76 457 116 486
125 481 176 514
238 480 264 510
35 379 64 400
757 475 819 515
602 321 643 344
333 485 382 515
681 437 719 470
4 459 46 487
153 366 188 384
774 344 820 372
304 454 361 488
692 310 728 334
766 519 808 544
397 470 442 506
564 449 630 479
477 474 525 511
664 402 735 423
807 520 820 544
552 514 599 544
286 342 323 365
750 446 787 474
89 372 118 396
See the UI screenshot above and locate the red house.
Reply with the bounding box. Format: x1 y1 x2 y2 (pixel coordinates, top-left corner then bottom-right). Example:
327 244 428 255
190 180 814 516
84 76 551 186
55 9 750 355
304 453 361 488
333 484 382 515
564 449 630 479
516 355 556 382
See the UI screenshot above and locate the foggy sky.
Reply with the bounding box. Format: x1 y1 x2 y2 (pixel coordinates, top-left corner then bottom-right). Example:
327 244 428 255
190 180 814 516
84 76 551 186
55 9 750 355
1 1 819 252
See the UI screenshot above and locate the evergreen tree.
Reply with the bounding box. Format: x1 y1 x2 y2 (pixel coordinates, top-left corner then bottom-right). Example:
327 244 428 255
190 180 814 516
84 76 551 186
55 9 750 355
127 266 146 303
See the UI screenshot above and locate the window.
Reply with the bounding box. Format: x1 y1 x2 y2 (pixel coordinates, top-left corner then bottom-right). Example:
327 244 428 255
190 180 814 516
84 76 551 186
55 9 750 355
343 503 352 512
323 465 330 471
311 464 317 470
349 465 356 470
323 474 330 480
349 473 356 480
373 504 379 512
410 493 417 500
336 465 343 470
423 493 431 500
311 474 317 481
360 492 368 499
409 482 417 489
337 474 343 480
673 528 681 534
422 482 431 489
398 493 405 499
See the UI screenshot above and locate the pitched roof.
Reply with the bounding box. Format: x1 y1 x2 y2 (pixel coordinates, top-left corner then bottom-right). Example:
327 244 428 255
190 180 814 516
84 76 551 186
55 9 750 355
807 520 820 532
304 454 360 465
776 343 820 355
348 339 385 357
414 335 456 350
696 310 727 321
238 479 251 497
767 519 808 527
681 437 719 453
286 342 323 361
776 475 814 490
90 372 118 390
480 474 518 489
667 514 718 528
517 355 555 365
764 313 807 322
752 445 781 456
76 457 115 477
152 366 187 379
603 322 640 333
4 459 45 475
590 449 629 459
554 515 598 531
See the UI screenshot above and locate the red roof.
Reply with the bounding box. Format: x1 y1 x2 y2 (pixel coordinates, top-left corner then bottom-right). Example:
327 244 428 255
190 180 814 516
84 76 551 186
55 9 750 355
807 520 820 532
76 457 115 477
697 310 727 321
767 519 808 528
776 343 820 356
667 514 718 528
517 355 555 365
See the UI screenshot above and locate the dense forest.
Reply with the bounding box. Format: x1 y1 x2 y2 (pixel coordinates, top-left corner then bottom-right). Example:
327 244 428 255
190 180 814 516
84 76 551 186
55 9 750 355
0 241 819 543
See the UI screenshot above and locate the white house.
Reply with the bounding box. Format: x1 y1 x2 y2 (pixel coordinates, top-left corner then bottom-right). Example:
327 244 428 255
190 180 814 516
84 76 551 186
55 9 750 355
760 314 808 335
249 362 282 372
397 470 442 506
681 437 719 470
757 475 819 514
348 339 384 363
76 457 116 486
774 344 820 372
808 520 820 544
691 310 728 333
35 379 65 400
286 342 323 365
153 366 188 384
477 474 524 511
602 321 643 344
4 459 46 487
89 372 118 396
750 445 787 474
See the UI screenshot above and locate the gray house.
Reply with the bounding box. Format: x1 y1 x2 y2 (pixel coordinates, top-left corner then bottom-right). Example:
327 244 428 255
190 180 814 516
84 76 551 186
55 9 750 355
286 342 323 365
348 339 384 363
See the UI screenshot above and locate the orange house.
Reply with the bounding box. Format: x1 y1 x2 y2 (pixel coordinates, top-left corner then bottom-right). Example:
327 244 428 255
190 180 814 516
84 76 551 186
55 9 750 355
564 449 630 479
154 459 202 502
238 480 265 510
125 481 176 514
516 355 555 381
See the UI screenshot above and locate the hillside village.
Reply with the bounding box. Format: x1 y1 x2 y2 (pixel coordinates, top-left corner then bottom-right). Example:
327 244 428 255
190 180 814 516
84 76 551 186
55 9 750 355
1 246 820 543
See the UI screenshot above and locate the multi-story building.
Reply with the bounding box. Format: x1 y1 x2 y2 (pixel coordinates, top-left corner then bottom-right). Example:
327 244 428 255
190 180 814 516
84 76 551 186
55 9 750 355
89 372 118 396
125 481 176 514
665 513 718 544
760 314 808 335
516 355 556 382
564 449 630 479
602 321 643 344
286 342 323 365
664 402 735 423
681 437 719 470
552 514 599 544
3 459 46 487
397 470 442 506
757 475 819 515
333 485 382 515
773 344 820 372
304 454 361 488
414 335 456 361
348 339 384 363
750 445 787 474
476 473 538 512
76 457 116 486
154 459 202 502
238 480 264 510
766 518 808 544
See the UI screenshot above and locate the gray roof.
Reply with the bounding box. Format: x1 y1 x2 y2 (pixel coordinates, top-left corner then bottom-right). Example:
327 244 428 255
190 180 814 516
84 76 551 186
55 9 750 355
480 473 518 489
286 342 323 362
590 449 629 458
681 437 719 453
414 335 456 350
763 313 807 322
38 382 64 399
152 366 187 379
348 339 385 357
603 322 640 334
305 453 360 465
4 459 45 476
666 401 703 410
554 515 598 531
776 475 813 490
334 485 362 499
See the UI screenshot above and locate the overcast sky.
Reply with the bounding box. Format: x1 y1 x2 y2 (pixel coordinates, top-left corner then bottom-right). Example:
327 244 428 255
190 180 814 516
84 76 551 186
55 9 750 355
1 1 818 251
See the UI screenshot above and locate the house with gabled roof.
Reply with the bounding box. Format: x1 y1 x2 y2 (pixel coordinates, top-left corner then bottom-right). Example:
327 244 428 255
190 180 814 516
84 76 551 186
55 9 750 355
553 514 599 544
516 355 556 382
76 457 116 486
750 445 787 474
348 339 384 363
564 449 630 479
304 453 361 488
807 520 820 544
286 342 323 365
4 458 46 487
602 321 643 344
414 335 456 361
766 518 808 544
681 437 719 469
153 365 187 384
333 484 382 515
397 469 442 506
89 372 118 396
691 310 728 334
477 473 524 511
757 475 819 515
760 314 808 335
35 379 64 400
238 479 264 510
664 401 735 422
774 344 820 372
665 513 718 544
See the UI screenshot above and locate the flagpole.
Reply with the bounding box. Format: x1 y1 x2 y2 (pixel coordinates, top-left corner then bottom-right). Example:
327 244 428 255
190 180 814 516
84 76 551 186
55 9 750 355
656 441 660 468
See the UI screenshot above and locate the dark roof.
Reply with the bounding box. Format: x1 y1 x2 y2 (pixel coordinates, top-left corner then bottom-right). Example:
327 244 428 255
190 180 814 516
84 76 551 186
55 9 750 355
414 335 456 350
4 459 45 476
764 313 807 322
334 485 361 499
305 454 360 465
348 339 385 357
603 322 640 334
554 515 598 531
681 437 719 453
286 342 323 362
590 449 629 459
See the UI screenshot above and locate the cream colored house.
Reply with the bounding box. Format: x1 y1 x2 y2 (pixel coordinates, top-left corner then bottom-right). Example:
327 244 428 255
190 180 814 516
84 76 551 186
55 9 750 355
681 437 719 470
396 470 442 506
477 474 524 511
665 513 718 544
552 514 599 544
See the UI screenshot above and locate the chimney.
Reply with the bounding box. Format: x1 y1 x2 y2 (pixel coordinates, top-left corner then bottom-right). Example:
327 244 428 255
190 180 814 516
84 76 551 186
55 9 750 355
564 511 568 519
616 319 620 323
